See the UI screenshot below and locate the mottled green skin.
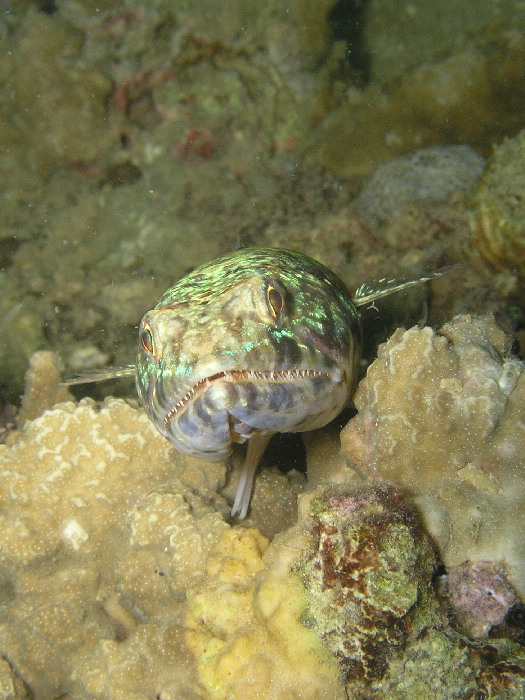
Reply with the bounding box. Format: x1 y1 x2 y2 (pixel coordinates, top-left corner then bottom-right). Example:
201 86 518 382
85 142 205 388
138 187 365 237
136 248 361 461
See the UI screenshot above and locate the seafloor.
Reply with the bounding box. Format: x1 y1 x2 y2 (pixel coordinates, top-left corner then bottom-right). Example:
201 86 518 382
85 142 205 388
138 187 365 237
0 1 524 698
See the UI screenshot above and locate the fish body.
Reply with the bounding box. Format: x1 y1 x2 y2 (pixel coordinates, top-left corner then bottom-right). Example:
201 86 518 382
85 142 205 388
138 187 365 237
136 249 362 473
66 247 457 519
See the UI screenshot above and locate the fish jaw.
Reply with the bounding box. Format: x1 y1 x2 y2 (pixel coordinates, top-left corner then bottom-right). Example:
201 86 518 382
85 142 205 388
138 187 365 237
137 363 350 460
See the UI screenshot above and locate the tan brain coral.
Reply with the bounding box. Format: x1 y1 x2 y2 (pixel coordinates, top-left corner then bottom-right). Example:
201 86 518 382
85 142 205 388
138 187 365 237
0 395 228 565
0 351 306 697
0 380 230 697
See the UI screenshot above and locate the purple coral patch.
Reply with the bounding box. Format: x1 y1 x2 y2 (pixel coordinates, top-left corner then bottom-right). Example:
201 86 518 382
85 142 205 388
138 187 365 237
442 561 519 638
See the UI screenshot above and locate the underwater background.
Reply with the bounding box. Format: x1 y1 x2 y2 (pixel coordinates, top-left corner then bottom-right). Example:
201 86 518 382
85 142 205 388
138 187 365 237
0 1 524 697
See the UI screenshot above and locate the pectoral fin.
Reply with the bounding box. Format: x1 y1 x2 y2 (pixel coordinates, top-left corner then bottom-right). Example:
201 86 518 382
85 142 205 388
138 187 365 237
61 365 136 386
353 263 460 308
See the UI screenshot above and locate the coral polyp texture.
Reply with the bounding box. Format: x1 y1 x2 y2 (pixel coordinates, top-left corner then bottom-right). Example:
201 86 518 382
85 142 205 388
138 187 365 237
341 314 525 618
0 350 524 696
0 362 230 697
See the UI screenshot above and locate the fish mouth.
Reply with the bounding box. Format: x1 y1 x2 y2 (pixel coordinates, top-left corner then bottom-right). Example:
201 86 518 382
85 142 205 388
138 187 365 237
161 367 333 429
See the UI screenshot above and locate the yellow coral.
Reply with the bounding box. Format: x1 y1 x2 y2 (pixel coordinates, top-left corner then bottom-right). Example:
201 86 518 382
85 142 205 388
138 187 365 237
185 528 343 700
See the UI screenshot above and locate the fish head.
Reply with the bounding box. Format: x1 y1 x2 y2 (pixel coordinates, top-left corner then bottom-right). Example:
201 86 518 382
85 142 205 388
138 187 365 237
136 248 362 460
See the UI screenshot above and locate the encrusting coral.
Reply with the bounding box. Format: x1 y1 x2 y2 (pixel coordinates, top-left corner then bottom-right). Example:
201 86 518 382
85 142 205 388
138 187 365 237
0 351 303 697
184 525 344 700
0 353 231 697
341 313 525 629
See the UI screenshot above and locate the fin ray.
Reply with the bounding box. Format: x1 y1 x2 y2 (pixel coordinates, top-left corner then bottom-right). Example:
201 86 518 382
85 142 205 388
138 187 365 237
61 365 136 386
353 263 460 307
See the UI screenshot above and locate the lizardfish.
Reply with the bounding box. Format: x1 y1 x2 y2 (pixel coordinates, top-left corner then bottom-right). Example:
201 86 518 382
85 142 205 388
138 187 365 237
66 248 457 519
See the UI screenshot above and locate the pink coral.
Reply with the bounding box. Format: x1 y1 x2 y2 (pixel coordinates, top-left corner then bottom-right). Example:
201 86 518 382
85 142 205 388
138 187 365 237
442 561 519 638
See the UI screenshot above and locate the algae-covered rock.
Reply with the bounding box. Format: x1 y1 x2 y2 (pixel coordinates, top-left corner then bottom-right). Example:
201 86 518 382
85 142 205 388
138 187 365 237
0 296 46 403
293 485 440 684
382 628 478 699
309 10 525 176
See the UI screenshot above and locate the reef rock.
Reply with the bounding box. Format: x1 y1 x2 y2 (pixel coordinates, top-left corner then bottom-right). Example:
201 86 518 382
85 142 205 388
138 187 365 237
185 483 525 699
471 128 525 293
293 485 440 684
356 145 484 227
440 561 520 638
184 484 443 699
341 314 525 617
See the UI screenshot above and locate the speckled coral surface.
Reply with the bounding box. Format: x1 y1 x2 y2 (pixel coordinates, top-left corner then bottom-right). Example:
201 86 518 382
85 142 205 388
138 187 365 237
0 351 307 698
341 314 525 603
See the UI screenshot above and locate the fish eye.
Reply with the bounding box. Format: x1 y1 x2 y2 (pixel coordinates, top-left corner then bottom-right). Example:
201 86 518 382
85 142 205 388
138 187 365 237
141 326 154 355
265 279 285 321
